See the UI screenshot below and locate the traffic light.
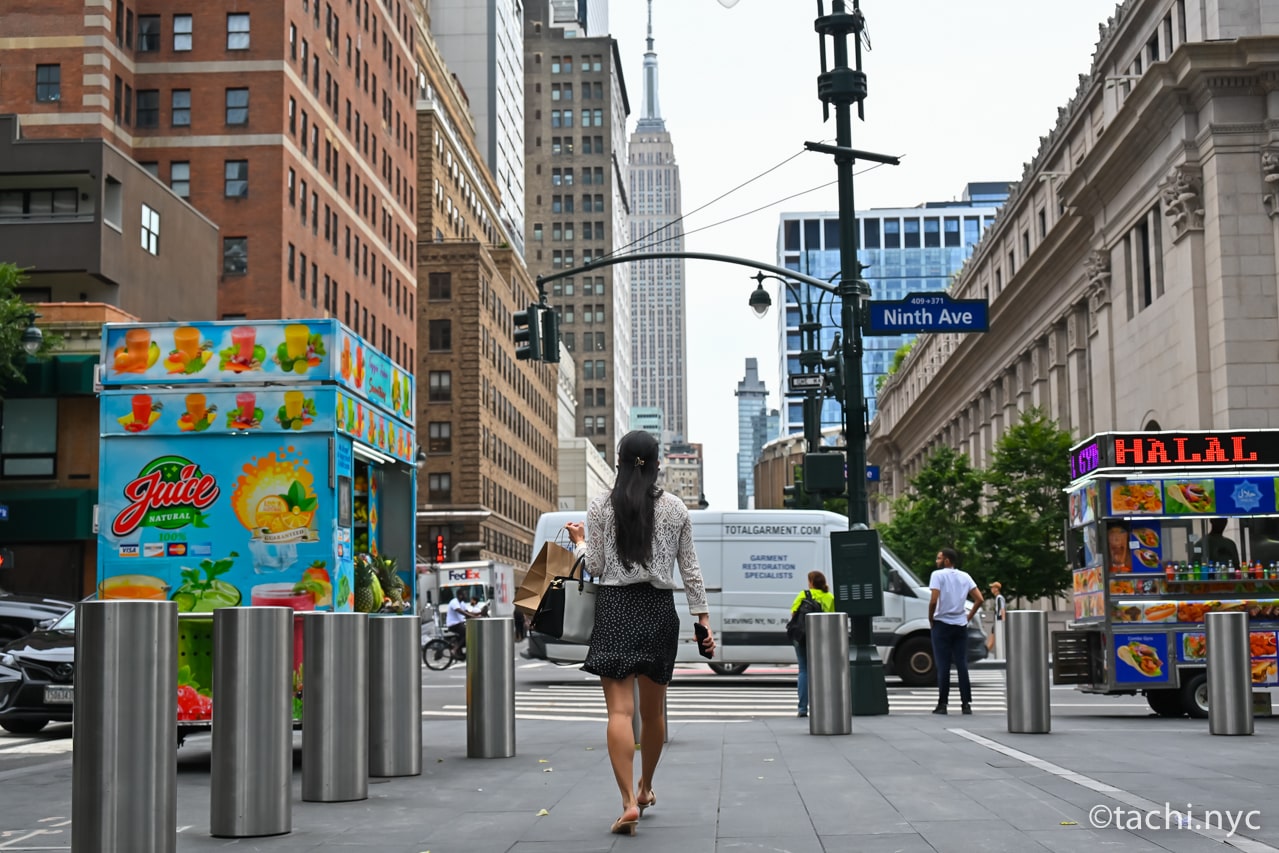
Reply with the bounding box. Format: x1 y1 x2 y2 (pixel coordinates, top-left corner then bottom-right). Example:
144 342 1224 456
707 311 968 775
513 303 542 361
822 350 845 402
540 306 560 363
783 484 802 508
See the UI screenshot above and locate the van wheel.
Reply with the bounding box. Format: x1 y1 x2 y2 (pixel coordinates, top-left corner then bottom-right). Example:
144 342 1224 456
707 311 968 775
895 636 935 687
708 662 749 676
1146 689 1183 717
1180 672 1209 719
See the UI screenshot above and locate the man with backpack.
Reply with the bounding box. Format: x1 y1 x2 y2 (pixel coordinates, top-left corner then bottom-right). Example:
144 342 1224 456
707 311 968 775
786 570 835 717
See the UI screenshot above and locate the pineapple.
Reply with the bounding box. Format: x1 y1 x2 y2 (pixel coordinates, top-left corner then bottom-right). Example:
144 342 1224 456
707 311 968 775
374 556 406 612
354 557 384 613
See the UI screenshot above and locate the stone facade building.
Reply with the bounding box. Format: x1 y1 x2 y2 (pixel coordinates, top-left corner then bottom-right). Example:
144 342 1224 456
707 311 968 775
869 0 1279 520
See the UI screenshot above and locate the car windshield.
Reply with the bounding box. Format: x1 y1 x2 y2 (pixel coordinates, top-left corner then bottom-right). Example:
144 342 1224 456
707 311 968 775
51 608 75 631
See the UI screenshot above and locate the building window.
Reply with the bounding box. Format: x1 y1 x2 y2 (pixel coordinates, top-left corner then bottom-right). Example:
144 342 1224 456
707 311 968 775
428 371 451 402
173 14 192 51
1 398 58 478
428 422 451 453
428 272 451 300
427 473 451 503
140 204 160 255
35 65 60 102
225 88 249 124
222 237 247 275
226 13 250 50
428 319 451 351
165 162 189 198
136 90 159 127
138 15 161 51
224 160 248 197
287 243 296 281
171 89 191 126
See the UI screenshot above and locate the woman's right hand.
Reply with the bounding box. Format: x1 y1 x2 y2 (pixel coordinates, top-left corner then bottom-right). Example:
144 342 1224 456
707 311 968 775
564 522 585 545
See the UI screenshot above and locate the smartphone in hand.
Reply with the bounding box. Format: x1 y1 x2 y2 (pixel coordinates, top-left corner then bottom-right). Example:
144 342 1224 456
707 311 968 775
693 623 714 659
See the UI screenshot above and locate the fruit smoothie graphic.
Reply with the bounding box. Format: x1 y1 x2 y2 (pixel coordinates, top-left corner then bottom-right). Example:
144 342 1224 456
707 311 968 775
228 391 261 429
274 323 326 375
232 448 320 573
166 326 211 374
180 393 215 431
112 328 159 374
220 325 265 372
121 394 162 431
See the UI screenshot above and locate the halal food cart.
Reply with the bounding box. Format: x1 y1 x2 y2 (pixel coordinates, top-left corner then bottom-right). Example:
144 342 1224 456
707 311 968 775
96 319 416 732
1057 429 1279 718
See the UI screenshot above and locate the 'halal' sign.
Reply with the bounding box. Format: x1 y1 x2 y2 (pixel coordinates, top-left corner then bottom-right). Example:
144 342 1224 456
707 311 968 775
111 455 219 537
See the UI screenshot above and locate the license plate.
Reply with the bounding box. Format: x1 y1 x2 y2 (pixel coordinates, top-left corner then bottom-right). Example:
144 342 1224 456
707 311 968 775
44 685 73 704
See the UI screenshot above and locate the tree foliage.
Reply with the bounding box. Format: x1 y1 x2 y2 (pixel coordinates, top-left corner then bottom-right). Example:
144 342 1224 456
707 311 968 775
0 263 55 396
876 446 984 581
876 408 1074 601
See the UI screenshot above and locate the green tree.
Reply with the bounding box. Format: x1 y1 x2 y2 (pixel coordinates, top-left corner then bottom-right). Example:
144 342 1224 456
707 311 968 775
0 263 44 395
876 446 984 579
977 408 1074 602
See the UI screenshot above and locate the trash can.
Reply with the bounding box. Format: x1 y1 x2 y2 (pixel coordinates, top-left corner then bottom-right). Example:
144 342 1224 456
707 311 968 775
1006 610 1050 733
1206 611 1252 735
301 612 369 801
72 600 178 853
368 614 422 777
210 606 293 837
807 612 852 736
467 617 515 758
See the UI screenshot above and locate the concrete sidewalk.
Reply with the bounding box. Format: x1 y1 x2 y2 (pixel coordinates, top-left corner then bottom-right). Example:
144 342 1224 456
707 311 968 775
4 712 1278 852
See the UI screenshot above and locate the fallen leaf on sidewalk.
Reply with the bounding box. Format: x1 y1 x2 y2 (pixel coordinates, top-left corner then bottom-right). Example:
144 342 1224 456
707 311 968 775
1060 821 1077 826
537 809 550 816
538 759 549 763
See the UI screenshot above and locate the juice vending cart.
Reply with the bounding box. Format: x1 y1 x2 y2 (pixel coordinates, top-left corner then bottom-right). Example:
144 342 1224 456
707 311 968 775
96 319 416 731
1057 429 1279 718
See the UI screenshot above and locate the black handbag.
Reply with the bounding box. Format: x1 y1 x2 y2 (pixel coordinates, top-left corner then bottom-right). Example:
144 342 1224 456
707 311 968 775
530 555 597 644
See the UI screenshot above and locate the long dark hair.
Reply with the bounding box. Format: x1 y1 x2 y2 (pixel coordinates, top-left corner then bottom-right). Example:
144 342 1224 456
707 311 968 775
610 430 662 569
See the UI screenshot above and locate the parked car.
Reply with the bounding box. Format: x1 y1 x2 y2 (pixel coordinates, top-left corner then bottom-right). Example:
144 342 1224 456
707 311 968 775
0 606 75 734
0 593 74 644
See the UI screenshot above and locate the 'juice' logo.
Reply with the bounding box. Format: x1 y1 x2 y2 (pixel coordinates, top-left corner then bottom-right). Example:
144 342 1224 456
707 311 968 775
112 455 219 537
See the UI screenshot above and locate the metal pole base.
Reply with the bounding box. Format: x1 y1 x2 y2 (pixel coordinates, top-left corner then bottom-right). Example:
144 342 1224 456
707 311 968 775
850 654 889 716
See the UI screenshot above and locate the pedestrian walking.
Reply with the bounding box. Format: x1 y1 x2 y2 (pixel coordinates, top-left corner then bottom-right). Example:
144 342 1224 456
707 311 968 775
986 581 1006 659
786 571 834 718
928 547 983 715
565 430 713 837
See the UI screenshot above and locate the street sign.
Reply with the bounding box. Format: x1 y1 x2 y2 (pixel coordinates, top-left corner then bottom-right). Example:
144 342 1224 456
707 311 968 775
866 465 880 481
866 292 989 335
788 373 827 392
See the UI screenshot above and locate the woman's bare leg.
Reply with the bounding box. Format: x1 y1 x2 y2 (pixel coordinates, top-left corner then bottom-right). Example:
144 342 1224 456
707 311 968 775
600 676 640 813
636 675 667 799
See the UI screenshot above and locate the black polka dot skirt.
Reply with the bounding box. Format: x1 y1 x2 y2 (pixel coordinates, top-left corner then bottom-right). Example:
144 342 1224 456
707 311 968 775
582 583 680 684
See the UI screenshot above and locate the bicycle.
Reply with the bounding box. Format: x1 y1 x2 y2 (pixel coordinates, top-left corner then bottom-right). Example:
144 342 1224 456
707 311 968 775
421 626 465 670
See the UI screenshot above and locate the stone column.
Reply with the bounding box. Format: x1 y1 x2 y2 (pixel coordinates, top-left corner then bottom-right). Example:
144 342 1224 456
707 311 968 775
1047 320 1071 433
1084 247 1115 431
1066 304 1091 437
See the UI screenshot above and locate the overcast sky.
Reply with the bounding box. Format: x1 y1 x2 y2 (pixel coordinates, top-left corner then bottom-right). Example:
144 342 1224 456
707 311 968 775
607 0 1122 510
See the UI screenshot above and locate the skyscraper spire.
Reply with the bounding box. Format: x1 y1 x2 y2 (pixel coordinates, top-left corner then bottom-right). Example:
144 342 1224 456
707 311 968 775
638 0 665 130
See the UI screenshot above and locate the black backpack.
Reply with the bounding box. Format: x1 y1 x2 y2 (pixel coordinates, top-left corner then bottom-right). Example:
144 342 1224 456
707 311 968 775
786 590 824 643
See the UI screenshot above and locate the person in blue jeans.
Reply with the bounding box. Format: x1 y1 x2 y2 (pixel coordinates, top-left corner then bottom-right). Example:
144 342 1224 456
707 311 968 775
928 548 984 715
789 571 835 717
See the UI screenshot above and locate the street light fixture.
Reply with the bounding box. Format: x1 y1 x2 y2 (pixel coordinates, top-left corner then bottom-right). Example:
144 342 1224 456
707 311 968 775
414 445 428 470
747 282 771 318
14 312 42 355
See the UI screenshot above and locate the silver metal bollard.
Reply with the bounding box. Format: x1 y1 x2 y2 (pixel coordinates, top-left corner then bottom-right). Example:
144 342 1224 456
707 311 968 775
1006 610 1050 733
302 612 369 801
467 617 515 758
1207 611 1252 735
368 614 422 777
808 612 852 735
210 607 293 837
72 600 177 853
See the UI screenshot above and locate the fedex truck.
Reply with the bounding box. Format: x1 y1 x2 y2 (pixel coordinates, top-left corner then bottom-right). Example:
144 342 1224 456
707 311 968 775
525 509 986 683
417 560 515 624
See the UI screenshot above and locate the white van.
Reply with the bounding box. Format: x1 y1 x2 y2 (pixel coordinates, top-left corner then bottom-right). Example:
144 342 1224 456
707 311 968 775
525 509 986 684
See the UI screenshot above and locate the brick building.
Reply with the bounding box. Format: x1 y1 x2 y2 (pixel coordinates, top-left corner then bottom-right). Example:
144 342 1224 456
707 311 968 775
413 10 557 569
0 0 417 369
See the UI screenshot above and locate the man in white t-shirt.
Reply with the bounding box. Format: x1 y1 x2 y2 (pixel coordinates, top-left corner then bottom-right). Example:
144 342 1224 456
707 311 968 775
445 589 476 654
928 548 984 715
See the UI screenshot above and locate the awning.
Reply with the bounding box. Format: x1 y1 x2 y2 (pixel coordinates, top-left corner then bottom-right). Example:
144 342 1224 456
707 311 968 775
0 488 95 542
13 354 98 397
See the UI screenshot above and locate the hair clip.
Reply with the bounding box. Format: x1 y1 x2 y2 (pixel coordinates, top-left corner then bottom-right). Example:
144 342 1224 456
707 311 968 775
634 457 645 467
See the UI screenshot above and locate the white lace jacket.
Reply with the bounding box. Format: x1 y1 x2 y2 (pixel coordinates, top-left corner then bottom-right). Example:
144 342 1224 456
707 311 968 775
574 491 708 614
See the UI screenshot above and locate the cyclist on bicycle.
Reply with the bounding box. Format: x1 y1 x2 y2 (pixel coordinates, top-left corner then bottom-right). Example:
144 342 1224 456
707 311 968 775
444 588 479 656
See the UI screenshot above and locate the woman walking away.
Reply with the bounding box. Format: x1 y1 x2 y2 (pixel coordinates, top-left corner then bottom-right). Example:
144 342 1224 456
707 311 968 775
789 571 834 717
565 430 713 837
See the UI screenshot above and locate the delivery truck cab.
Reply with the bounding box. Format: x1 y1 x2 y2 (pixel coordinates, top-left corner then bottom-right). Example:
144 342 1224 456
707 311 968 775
417 560 515 625
525 509 985 683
